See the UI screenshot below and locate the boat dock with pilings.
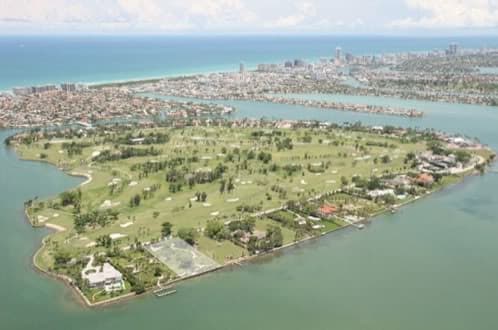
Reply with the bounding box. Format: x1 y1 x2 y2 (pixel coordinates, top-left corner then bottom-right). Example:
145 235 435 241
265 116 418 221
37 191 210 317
154 285 177 297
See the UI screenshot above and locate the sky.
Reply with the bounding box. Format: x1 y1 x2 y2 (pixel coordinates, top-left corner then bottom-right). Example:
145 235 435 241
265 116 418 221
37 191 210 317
1 0 498 35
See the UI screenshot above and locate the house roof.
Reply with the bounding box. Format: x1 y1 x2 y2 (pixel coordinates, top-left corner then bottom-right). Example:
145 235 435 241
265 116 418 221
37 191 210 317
82 262 122 285
319 204 337 214
417 173 434 183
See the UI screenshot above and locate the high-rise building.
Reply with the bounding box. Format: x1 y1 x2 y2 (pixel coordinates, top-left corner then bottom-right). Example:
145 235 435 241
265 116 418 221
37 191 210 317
61 83 76 92
448 43 459 56
335 47 342 61
12 87 32 96
239 62 245 74
294 59 305 67
32 85 57 94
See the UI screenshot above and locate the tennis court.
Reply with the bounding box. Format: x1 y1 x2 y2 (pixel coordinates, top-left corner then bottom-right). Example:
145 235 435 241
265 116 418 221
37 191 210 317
147 237 220 278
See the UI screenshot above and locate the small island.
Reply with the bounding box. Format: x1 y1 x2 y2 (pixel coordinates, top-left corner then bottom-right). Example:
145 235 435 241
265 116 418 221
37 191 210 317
9 118 495 306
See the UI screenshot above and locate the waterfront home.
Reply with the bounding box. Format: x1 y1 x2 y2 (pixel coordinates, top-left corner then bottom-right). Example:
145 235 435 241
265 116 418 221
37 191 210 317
367 189 395 198
416 173 435 187
317 204 337 219
383 175 412 189
239 230 266 244
418 152 459 174
82 257 124 293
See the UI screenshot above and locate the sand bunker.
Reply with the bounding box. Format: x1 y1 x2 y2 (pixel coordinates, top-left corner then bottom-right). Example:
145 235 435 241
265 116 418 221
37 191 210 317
100 200 120 209
110 233 127 240
37 215 49 223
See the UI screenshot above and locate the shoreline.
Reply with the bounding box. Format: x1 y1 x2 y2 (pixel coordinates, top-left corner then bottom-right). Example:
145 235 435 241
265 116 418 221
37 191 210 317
11 128 495 309
1 67 242 95
24 163 492 308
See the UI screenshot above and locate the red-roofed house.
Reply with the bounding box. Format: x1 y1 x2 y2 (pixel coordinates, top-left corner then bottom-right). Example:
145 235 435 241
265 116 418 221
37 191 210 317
318 204 337 219
416 173 435 187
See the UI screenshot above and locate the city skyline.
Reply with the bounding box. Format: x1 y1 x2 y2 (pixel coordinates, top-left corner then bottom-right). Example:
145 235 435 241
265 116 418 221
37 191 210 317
2 0 498 35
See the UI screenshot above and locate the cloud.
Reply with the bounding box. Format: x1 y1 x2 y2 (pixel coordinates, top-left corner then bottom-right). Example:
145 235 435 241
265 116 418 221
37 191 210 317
267 2 317 28
391 0 498 28
3 0 495 34
0 0 256 31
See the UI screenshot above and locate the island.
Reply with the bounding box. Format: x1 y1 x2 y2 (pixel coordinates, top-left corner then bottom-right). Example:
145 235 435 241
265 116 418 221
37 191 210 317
8 118 495 306
5 45 498 129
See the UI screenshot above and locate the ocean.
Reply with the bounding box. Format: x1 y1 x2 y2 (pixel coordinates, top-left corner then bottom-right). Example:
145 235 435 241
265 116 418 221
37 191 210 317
1 36 498 330
2 35 498 91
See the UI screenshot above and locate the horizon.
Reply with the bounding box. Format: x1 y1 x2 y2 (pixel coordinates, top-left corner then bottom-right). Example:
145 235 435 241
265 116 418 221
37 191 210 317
2 5 498 329
2 1 498 36
2 33 498 38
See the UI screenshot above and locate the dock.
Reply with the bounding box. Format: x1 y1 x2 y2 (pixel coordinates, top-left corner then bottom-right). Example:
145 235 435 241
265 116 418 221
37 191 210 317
338 216 365 229
153 285 177 297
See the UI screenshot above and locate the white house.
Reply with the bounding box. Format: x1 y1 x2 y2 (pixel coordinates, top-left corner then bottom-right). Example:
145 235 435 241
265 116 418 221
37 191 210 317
82 256 124 293
367 189 395 198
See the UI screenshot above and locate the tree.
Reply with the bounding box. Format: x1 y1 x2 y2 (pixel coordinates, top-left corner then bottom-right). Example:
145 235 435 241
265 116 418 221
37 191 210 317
205 220 226 241
219 179 226 194
257 151 272 164
381 194 396 205
227 177 235 193
455 150 472 164
367 176 382 190
161 222 173 238
154 267 163 277
131 281 145 294
341 176 349 187
59 190 81 207
74 218 86 233
294 228 306 242
96 235 112 248
428 141 447 155
178 227 197 245
405 152 416 163
266 225 283 248
53 250 71 267
247 236 259 255
130 194 141 208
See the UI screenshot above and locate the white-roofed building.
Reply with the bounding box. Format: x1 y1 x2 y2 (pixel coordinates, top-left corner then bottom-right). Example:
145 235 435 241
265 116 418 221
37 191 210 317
82 256 124 292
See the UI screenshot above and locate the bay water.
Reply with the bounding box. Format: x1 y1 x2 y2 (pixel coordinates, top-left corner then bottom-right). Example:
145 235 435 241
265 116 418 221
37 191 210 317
1 36 498 330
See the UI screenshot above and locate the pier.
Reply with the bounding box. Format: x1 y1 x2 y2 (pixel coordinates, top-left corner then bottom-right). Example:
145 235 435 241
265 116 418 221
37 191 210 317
153 285 177 298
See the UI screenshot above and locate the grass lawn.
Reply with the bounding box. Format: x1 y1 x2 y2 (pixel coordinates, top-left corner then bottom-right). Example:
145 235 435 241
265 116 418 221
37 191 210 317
14 123 488 302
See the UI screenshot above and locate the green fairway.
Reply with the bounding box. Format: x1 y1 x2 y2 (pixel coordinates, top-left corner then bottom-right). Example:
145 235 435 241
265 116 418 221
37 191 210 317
13 121 491 304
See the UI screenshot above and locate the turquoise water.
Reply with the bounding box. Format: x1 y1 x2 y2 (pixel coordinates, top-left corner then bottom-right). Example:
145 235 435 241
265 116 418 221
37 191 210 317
154 93 498 141
3 35 498 91
1 37 498 330
479 67 498 74
2 95 498 330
